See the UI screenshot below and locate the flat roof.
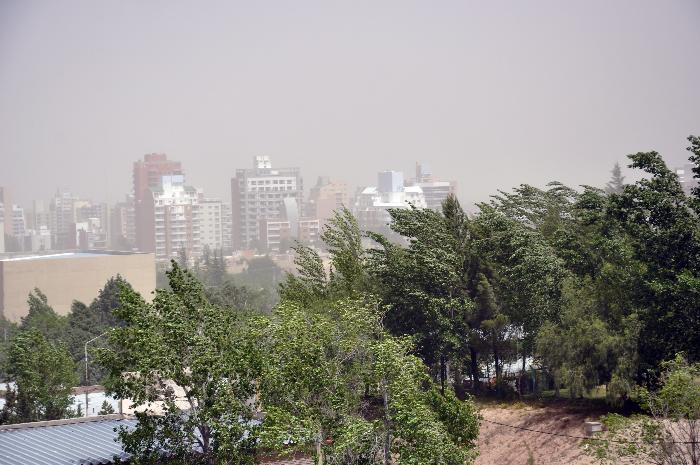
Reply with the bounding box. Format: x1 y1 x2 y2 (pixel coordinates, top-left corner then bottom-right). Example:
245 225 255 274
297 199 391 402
0 251 151 263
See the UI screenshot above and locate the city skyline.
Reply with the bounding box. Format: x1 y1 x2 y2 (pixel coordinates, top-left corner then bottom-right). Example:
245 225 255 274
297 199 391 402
2 0 699 207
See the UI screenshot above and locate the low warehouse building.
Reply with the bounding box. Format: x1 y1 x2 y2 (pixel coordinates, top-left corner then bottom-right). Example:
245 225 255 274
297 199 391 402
0 251 155 322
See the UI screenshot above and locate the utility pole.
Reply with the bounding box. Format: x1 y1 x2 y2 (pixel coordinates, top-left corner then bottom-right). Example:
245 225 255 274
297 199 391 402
84 330 112 417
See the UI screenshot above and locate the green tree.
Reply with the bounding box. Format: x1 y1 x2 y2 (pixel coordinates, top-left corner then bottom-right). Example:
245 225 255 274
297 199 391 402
98 400 115 415
257 298 479 465
1 329 77 423
586 354 700 464
605 162 625 194
97 261 261 464
20 288 67 343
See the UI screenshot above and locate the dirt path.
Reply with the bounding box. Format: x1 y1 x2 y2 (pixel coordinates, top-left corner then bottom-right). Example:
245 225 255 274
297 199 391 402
476 401 601 465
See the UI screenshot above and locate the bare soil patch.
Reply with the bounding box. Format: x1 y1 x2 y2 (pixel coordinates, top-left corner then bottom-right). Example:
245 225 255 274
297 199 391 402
476 400 608 465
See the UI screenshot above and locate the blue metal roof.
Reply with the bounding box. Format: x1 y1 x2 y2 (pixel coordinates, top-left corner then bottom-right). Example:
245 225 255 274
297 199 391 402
0 415 136 465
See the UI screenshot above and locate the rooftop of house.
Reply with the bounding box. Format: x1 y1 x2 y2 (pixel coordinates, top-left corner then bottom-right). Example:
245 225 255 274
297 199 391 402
0 414 136 465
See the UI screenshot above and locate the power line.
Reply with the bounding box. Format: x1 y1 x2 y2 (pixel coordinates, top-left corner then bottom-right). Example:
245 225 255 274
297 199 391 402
481 418 698 445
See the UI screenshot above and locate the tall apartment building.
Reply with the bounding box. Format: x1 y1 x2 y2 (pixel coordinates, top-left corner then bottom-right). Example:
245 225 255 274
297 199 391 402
29 200 50 231
150 175 201 262
11 205 26 237
110 195 136 250
50 190 77 249
199 198 232 253
259 197 320 252
308 177 349 226
0 187 12 237
406 162 457 211
133 153 183 252
230 156 303 250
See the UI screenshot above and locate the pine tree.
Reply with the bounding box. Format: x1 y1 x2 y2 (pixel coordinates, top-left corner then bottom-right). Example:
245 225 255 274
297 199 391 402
605 162 625 194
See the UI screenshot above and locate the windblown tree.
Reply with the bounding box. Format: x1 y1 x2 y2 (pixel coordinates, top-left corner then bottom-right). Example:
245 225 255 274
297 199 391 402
1 329 77 424
258 297 479 465
98 262 262 464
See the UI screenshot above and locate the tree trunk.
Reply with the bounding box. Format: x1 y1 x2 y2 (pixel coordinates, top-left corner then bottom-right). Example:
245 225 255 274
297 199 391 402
440 355 446 395
315 435 325 465
382 377 391 465
470 347 479 393
493 335 501 393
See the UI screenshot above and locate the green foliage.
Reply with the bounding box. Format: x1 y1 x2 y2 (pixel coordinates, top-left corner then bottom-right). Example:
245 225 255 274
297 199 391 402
535 279 639 402
98 400 115 415
1 329 77 424
97 261 261 464
584 354 700 464
20 288 67 343
257 297 479 465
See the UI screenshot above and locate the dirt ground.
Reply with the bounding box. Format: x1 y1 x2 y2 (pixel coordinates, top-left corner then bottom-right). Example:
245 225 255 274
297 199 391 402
476 400 604 465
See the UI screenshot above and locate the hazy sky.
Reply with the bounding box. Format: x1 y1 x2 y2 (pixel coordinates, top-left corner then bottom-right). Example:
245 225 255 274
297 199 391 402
1 0 699 208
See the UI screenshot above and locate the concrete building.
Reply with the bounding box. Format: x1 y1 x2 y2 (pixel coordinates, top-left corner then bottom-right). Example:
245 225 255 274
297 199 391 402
0 251 155 322
231 156 303 250
355 171 427 237
406 162 457 210
49 190 77 250
133 153 183 253
199 198 230 252
11 205 26 237
308 177 349 226
22 226 52 252
676 164 699 196
110 196 136 250
0 187 12 237
259 198 320 252
150 175 201 262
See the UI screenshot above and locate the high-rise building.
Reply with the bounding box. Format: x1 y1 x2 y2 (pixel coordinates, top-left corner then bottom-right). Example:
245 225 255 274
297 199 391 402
11 205 26 237
377 171 404 193
355 170 427 237
150 175 201 262
50 190 77 249
199 198 231 252
676 164 698 196
308 177 349 226
133 153 183 252
258 197 320 252
29 200 50 231
110 195 136 250
406 162 457 210
0 187 12 237
230 156 303 250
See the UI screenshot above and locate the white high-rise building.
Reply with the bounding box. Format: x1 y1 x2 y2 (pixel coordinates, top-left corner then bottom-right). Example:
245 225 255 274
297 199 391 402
199 198 231 252
151 175 201 262
230 156 303 250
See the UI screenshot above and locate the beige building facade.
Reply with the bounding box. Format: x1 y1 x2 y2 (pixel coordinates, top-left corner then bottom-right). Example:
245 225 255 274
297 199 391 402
0 251 155 322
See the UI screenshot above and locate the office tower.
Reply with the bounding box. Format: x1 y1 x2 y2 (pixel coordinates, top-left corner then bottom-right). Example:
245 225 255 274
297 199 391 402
230 156 303 250
133 153 183 252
